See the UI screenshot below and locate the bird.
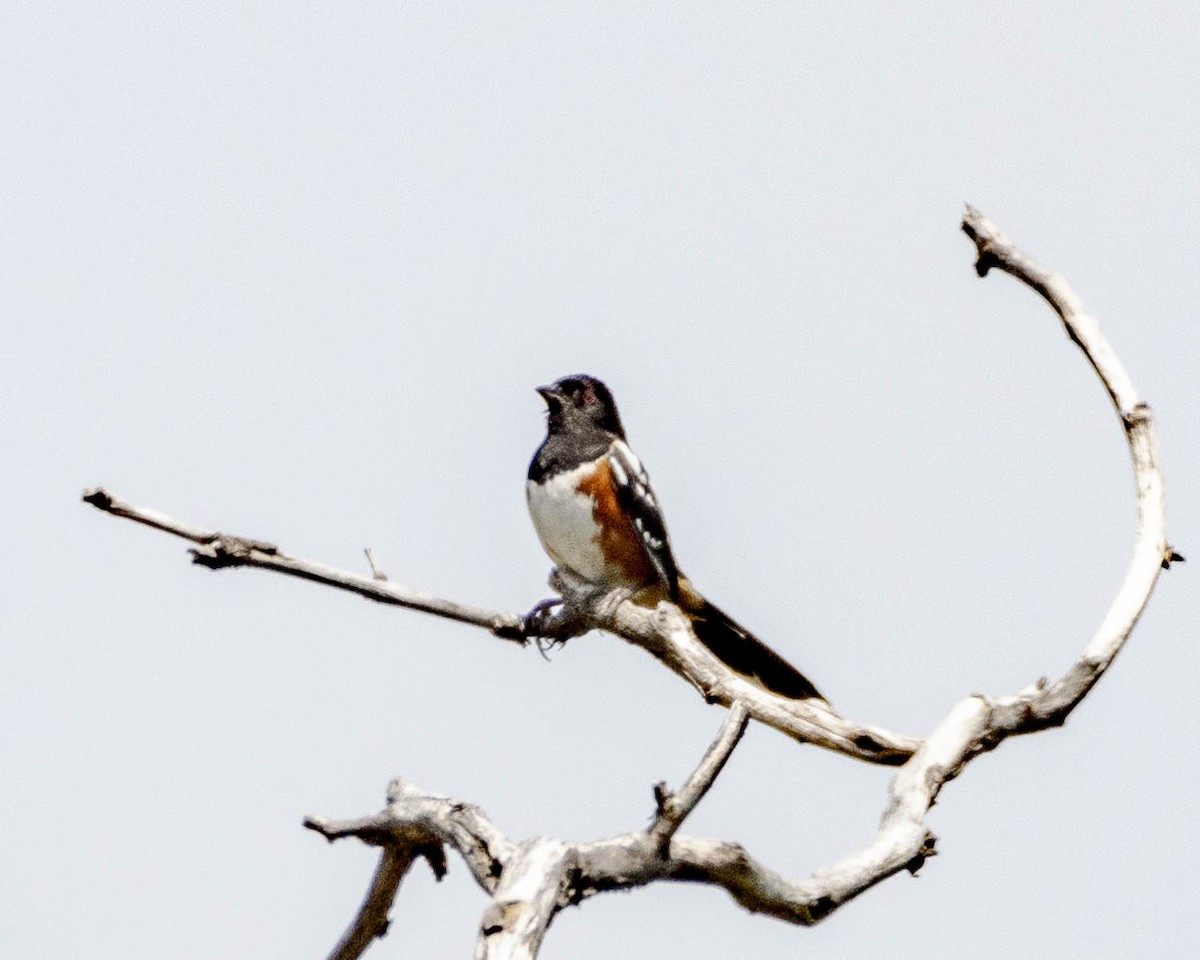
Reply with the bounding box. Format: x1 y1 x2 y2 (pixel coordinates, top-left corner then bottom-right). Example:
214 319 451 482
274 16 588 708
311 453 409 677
526 373 825 702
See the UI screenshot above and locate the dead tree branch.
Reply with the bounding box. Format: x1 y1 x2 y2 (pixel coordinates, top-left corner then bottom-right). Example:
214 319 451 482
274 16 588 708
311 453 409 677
82 488 921 765
305 701 757 960
87 208 1178 959
296 206 1177 956
647 700 750 853
81 487 528 641
960 205 1178 731
323 847 425 960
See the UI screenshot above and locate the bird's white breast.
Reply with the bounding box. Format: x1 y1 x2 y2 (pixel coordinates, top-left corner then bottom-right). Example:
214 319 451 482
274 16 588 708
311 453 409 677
526 465 611 583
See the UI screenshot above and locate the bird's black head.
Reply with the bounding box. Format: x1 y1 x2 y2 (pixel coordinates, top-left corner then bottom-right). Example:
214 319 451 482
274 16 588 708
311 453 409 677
536 374 625 438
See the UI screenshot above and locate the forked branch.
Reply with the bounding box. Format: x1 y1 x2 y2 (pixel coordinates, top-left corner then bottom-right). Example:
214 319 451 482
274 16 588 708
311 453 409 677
87 208 1178 960
298 207 1177 957
647 700 750 853
306 700 758 960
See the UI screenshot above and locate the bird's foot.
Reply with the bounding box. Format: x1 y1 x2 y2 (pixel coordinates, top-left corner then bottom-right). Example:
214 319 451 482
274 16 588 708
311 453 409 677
521 597 589 659
523 597 564 638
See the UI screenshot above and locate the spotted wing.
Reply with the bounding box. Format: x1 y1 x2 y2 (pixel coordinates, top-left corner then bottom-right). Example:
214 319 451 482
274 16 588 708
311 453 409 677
608 439 680 598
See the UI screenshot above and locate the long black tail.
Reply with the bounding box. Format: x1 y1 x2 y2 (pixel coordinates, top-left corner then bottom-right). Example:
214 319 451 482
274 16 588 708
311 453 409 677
686 598 825 702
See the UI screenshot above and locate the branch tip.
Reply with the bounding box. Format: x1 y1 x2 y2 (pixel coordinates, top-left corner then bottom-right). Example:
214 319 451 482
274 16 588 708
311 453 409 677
652 781 670 813
82 487 113 509
385 778 409 803
303 816 340 844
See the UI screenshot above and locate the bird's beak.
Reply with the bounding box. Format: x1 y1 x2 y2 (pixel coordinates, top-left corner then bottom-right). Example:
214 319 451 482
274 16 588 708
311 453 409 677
535 385 559 405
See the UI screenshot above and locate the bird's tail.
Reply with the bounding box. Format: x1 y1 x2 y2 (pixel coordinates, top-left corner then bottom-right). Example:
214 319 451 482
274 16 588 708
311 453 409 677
682 592 825 703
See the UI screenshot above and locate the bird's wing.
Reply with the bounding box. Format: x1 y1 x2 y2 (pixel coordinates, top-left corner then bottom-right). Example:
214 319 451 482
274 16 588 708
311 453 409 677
608 438 680 597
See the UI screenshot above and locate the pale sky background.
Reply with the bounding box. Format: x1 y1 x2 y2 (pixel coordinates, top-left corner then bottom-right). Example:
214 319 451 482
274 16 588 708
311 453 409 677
3 3 1198 958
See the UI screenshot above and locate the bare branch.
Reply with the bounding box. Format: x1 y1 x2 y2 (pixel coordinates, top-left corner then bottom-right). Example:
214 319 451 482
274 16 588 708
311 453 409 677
82 486 922 765
566 701 984 925
476 839 573 960
307 778 514 897
308 781 574 960
82 487 529 643
304 805 451 960
90 208 1179 957
960 205 1174 732
325 848 419 960
580 583 922 764
647 700 750 853
82 486 217 543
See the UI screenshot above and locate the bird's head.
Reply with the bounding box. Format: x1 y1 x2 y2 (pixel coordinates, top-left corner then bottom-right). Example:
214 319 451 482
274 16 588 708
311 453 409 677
536 374 625 438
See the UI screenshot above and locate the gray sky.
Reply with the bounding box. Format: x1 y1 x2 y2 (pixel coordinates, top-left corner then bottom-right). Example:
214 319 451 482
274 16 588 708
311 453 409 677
4 3 1198 957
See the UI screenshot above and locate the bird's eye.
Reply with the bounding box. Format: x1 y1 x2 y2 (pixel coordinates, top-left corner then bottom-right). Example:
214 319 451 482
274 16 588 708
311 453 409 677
582 383 597 405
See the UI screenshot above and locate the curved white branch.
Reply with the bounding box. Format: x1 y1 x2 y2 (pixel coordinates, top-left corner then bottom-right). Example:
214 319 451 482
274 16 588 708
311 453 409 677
580 583 921 763
961 205 1178 730
303 208 1179 957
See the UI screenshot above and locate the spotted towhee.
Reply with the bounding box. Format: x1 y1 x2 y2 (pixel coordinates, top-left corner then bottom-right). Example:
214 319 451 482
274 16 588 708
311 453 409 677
526 374 825 702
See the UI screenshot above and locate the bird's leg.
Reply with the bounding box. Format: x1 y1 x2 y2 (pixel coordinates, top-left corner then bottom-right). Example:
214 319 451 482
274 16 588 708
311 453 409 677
521 569 619 653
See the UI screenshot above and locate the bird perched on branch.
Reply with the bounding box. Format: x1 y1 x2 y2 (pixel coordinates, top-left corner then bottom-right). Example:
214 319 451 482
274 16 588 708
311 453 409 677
526 374 825 702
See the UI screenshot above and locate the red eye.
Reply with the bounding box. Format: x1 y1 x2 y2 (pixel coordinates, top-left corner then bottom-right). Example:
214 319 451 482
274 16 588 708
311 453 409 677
582 383 597 405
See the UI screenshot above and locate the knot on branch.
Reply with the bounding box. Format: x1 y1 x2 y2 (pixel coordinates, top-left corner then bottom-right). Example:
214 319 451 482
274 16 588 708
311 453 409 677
850 731 914 764
82 487 114 510
189 534 278 568
480 900 524 938
905 833 938 875
972 249 999 278
1123 402 1152 430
